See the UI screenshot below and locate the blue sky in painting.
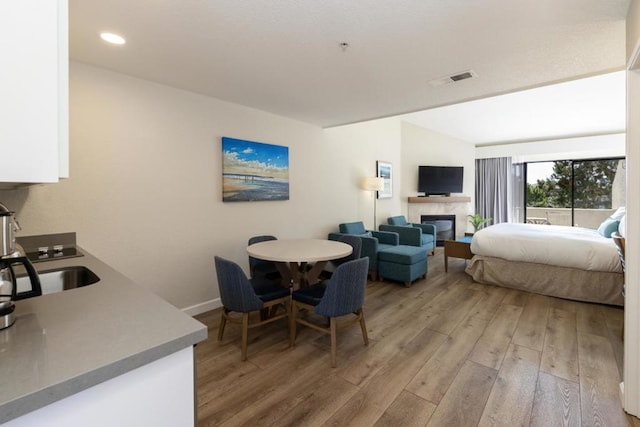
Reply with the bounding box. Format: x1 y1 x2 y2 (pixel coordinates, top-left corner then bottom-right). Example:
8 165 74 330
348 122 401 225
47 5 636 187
222 137 288 169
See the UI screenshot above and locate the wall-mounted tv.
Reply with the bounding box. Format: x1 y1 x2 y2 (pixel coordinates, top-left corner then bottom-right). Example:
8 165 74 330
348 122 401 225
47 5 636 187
418 166 464 196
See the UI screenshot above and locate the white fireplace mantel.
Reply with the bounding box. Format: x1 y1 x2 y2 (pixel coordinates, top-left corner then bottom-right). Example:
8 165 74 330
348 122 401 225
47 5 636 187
408 196 472 239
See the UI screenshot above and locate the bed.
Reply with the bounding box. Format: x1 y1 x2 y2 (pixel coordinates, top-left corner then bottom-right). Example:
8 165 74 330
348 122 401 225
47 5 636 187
465 222 624 305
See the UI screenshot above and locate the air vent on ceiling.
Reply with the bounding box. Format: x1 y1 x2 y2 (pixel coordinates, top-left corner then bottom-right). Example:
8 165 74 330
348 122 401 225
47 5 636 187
428 70 478 87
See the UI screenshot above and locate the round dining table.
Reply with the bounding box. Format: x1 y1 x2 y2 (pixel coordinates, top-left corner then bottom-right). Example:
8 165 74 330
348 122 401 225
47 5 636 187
247 239 352 289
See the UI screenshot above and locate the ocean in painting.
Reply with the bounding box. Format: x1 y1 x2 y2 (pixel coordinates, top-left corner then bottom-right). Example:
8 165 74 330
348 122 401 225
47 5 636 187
223 175 289 201
222 137 289 202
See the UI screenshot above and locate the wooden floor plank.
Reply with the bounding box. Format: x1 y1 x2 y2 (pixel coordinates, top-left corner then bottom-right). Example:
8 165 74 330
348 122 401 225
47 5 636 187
415 281 476 316
373 391 436 427
198 340 328 425
578 332 628 426
421 288 485 335
540 308 579 382
195 251 627 426
363 287 440 342
577 303 610 337
222 373 359 427
196 354 260 406
426 360 498 427
406 314 489 404
323 328 447 426
549 297 579 313
335 309 438 387
530 371 581 427
501 288 532 307
511 294 552 351
468 304 523 370
465 284 510 321
602 305 624 333
478 343 541 426
601 305 625 378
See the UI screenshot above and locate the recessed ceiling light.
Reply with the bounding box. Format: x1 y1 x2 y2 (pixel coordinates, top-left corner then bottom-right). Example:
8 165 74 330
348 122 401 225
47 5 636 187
100 32 126 45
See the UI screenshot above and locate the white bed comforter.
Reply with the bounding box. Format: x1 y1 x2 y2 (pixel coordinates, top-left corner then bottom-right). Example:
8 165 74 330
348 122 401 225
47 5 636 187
470 223 621 273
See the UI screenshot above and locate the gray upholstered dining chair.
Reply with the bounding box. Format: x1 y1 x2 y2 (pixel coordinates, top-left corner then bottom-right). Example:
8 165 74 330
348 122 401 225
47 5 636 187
248 235 281 282
333 235 362 265
320 235 362 280
289 257 369 367
214 256 291 361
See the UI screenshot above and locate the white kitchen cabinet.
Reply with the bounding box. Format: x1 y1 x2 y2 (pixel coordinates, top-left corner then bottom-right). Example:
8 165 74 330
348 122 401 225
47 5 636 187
0 0 69 186
3 347 197 427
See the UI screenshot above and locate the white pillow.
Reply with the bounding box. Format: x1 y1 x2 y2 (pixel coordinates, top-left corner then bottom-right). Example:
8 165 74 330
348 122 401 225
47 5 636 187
610 207 626 221
619 214 626 238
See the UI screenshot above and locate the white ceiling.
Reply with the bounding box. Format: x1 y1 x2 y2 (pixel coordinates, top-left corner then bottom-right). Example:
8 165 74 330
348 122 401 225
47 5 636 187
402 70 627 145
69 0 630 129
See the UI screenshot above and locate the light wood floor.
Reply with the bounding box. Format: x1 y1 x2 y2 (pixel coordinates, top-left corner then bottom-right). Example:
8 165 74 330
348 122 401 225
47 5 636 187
195 250 636 426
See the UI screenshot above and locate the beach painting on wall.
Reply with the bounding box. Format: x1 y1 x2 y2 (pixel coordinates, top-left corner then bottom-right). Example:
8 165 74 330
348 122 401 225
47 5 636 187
222 137 289 202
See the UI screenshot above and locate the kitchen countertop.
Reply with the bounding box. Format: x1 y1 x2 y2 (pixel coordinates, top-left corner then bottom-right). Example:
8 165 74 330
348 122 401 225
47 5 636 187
0 247 208 424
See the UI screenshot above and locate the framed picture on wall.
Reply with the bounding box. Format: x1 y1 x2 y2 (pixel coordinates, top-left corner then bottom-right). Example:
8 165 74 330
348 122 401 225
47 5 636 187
377 160 392 199
221 137 289 202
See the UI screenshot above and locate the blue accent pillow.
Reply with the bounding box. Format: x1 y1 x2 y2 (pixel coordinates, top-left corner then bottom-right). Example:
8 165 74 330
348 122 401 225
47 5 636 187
597 218 620 238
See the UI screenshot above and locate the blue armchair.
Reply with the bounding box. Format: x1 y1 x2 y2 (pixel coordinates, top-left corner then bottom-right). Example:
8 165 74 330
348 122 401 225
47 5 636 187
328 221 398 280
383 215 436 255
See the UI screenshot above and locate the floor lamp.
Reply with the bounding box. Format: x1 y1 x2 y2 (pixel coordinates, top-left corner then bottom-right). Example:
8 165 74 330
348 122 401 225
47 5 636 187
361 177 385 229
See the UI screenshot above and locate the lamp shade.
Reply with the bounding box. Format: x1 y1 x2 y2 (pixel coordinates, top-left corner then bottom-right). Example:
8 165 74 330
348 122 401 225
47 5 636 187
361 177 385 191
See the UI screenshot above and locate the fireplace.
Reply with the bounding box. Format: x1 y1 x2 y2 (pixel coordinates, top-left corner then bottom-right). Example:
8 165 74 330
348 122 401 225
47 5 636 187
409 195 471 241
421 215 456 246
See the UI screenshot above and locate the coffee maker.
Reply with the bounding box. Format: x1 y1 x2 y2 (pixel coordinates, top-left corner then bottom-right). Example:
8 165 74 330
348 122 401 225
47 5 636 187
0 203 41 330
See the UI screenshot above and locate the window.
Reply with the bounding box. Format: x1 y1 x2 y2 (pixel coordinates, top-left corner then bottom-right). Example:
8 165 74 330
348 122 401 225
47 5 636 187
524 158 625 228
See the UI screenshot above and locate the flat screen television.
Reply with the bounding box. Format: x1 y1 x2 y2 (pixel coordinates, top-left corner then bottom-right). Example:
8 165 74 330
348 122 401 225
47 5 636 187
418 166 464 196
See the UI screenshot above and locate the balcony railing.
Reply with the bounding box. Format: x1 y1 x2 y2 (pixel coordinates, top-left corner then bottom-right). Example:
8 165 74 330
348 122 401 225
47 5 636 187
525 207 616 228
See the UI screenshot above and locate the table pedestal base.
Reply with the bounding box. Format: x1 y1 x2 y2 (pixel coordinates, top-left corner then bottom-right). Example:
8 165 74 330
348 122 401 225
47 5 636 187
275 261 328 290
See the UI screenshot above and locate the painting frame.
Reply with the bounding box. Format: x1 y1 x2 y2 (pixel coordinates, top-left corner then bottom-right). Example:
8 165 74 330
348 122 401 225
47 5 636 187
221 136 290 202
377 160 392 199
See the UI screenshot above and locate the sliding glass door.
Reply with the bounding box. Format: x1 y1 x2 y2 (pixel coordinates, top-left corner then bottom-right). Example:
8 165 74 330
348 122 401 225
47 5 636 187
525 158 625 228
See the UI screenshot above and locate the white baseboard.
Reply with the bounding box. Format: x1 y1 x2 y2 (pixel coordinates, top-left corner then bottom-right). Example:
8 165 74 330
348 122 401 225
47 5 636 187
620 382 625 408
182 298 222 317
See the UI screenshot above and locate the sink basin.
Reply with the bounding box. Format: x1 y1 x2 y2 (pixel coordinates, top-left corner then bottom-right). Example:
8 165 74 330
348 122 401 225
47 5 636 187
16 266 100 296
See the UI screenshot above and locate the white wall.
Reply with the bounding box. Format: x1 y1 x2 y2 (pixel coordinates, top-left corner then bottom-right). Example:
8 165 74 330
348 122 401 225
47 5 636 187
324 118 403 230
400 121 476 210
624 0 640 415
0 63 352 311
475 133 626 162
0 62 408 314
625 66 640 417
